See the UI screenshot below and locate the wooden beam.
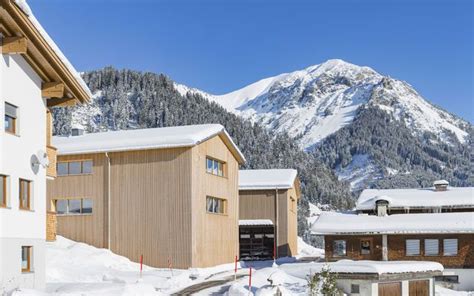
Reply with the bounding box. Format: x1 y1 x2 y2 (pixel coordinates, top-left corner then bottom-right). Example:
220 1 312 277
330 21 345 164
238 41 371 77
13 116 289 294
42 82 65 98
1 37 27 54
47 97 77 108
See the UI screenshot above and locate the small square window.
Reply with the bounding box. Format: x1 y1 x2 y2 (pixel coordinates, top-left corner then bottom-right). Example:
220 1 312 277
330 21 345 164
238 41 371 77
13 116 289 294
55 200 68 215
406 239 420 256
82 199 93 214
68 199 81 214
425 239 439 256
57 163 68 176
351 284 360 294
69 162 82 175
361 239 371 255
333 240 346 257
443 239 458 256
82 161 93 174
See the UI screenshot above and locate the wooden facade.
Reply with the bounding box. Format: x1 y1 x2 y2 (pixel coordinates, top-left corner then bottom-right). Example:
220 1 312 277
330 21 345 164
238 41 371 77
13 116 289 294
47 134 241 268
324 234 474 268
239 180 300 258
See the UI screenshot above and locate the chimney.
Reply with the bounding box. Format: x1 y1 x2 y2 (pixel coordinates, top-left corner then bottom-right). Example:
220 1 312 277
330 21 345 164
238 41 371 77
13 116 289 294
71 124 85 137
433 180 449 192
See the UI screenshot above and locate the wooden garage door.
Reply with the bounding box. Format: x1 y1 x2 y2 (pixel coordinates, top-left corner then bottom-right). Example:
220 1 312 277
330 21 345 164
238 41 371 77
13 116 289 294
409 280 429 296
378 282 402 296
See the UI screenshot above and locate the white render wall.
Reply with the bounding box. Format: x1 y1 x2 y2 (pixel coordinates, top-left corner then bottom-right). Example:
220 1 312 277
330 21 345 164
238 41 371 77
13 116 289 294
443 269 474 291
0 53 47 292
336 278 435 296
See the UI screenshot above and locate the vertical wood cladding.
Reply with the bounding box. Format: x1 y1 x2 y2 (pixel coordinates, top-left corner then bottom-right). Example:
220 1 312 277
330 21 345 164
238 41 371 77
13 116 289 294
239 187 298 257
324 234 474 268
47 153 107 248
109 147 193 269
191 135 240 267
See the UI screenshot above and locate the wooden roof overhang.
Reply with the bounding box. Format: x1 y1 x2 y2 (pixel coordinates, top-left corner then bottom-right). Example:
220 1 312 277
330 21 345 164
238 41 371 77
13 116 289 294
0 0 91 106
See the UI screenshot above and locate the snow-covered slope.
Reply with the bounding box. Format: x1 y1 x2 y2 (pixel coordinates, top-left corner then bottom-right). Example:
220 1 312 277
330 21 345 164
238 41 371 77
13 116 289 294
178 59 470 149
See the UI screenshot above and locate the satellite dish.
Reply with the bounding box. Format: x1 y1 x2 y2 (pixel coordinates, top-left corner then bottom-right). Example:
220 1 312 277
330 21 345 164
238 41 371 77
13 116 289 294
31 150 49 174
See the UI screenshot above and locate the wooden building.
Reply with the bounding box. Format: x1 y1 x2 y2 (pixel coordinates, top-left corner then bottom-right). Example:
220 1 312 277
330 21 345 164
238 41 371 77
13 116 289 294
1 0 91 292
312 182 474 291
47 124 245 269
238 169 300 259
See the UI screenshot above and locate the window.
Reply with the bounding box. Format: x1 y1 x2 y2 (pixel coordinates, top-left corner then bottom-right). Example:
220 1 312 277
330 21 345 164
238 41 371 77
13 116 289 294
443 239 458 256
206 157 225 177
434 275 459 284
55 198 93 215
424 239 439 256
333 240 346 257
57 160 93 176
5 102 17 134
406 239 420 256
206 196 226 214
360 239 372 255
0 175 7 207
21 246 31 272
19 179 31 210
351 284 360 294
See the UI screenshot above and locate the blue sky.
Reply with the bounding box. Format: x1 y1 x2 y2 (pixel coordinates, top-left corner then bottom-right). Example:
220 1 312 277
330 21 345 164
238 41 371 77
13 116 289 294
29 0 473 122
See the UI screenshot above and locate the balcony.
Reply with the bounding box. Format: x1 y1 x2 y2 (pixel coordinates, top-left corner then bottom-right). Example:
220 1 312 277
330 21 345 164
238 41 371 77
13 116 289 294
47 145 57 178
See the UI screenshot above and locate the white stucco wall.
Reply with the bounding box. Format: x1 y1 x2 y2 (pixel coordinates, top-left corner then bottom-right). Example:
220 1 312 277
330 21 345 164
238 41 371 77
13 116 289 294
0 53 47 292
443 269 474 291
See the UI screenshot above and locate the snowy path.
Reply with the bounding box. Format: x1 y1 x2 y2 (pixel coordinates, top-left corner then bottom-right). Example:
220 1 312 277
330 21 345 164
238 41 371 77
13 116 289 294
172 274 247 295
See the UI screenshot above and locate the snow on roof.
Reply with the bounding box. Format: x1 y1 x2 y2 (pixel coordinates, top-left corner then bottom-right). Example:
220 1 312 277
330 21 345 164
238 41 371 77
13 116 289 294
239 169 298 190
239 219 274 226
356 187 474 210
282 260 443 277
53 124 246 163
433 179 449 186
13 0 92 99
312 212 474 235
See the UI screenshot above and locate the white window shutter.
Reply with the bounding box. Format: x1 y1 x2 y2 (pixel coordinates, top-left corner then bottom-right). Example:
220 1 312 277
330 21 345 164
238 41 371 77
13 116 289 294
406 239 420 256
443 239 458 256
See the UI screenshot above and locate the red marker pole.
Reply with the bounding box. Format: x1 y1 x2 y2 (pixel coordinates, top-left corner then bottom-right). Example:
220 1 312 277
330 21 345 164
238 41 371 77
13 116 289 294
248 267 252 293
234 255 238 281
168 256 174 277
139 255 143 278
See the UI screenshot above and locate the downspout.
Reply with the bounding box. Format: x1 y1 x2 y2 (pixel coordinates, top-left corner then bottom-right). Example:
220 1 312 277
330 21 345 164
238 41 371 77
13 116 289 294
275 188 279 259
105 152 111 249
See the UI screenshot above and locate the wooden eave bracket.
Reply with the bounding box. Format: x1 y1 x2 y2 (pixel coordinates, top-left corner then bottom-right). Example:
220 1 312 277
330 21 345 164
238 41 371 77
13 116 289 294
47 97 76 108
42 82 65 98
1 36 27 54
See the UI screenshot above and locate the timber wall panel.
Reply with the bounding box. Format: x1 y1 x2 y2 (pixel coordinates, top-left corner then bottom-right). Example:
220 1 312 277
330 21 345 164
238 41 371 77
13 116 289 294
47 153 107 248
324 235 384 261
191 136 240 267
286 186 298 256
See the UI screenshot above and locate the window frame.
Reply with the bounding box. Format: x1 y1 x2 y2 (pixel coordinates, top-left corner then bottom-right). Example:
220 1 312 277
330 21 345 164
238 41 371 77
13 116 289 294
21 246 32 273
57 160 94 176
405 239 421 256
0 175 7 207
360 238 373 255
351 284 360 294
54 198 93 216
206 196 227 215
424 239 439 256
443 238 458 256
4 102 18 135
205 157 226 178
333 240 347 257
19 179 31 211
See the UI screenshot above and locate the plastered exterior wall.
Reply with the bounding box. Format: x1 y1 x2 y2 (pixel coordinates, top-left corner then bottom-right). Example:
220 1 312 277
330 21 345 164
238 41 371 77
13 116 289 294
0 54 47 292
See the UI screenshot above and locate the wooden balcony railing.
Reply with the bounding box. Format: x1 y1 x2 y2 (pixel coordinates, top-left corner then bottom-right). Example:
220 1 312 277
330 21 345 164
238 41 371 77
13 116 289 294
47 145 57 178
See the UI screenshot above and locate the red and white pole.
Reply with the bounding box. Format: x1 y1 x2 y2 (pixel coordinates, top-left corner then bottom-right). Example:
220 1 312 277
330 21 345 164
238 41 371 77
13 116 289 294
248 267 252 293
234 255 238 281
139 255 143 278
168 256 174 277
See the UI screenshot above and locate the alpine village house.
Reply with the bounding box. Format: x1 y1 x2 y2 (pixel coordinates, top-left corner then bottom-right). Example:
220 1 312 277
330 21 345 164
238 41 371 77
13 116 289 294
312 181 474 291
0 0 92 292
46 124 247 269
238 169 300 260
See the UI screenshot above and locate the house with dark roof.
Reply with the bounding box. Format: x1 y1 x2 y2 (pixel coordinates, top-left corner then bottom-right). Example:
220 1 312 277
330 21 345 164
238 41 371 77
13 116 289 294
46 124 245 268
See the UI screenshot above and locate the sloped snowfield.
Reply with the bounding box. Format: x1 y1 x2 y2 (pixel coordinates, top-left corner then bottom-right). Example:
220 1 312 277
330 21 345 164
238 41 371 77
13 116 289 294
12 236 322 295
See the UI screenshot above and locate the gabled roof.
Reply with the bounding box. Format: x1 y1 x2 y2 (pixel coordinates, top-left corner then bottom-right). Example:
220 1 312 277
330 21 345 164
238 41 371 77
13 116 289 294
311 212 474 235
1 0 91 104
53 124 246 164
239 169 298 191
356 187 474 211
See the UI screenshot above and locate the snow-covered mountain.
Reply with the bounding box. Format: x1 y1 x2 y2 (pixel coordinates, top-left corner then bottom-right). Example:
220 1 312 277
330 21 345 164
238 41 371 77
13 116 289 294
176 59 470 149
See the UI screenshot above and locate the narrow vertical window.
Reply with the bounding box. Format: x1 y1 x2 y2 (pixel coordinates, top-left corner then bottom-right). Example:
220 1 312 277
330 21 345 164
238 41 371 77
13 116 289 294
21 246 31 272
360 239 372 255
333 240 347 257
19 179 31 210
0 175 6 207
5 102 17 134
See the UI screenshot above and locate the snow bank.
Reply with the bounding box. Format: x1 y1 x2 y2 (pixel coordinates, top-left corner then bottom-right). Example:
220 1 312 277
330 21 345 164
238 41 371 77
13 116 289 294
297 237 324 258
239 169 298 190
312 212 474 234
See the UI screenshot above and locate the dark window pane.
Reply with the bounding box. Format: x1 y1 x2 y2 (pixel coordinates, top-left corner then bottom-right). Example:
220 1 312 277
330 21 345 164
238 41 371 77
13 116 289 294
19 180 29 209
361 240 371 255
56 200 68 214
57 163 68 176
82 199 93 214
68 199 81 214
82 161 93 174
333 240 346 256
69 162 81 175
213 160 218 175
21 246 30 271
206 158 213 173
5 115 15 133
